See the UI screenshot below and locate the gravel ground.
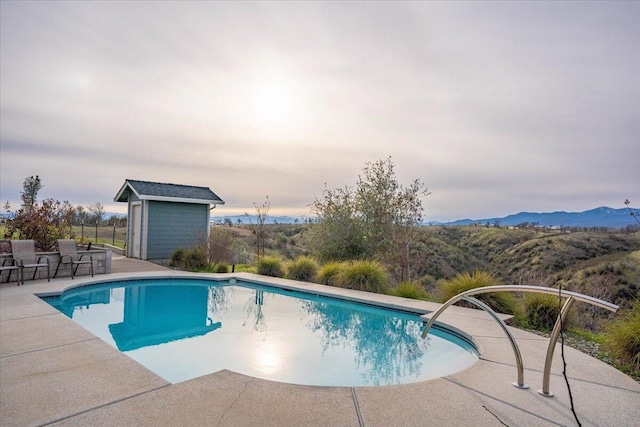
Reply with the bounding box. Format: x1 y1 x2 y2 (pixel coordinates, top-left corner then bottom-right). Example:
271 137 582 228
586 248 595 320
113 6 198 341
520 328 639 383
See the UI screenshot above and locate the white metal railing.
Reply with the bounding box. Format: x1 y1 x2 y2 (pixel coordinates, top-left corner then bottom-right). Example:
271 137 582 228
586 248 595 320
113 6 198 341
420 285 618 397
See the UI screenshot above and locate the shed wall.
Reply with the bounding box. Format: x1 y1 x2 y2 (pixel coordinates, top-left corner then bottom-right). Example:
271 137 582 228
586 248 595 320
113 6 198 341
145 201 208 260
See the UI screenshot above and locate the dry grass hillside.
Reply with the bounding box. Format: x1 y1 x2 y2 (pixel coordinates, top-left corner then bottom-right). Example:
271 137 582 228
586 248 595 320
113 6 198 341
231 224 639 313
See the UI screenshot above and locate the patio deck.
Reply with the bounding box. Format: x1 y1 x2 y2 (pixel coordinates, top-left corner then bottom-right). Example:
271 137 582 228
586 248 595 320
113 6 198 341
1 256 638 426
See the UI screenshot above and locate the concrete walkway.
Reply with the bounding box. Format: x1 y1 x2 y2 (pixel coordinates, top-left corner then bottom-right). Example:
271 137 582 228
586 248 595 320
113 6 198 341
110 254 170 273
1 259 639 426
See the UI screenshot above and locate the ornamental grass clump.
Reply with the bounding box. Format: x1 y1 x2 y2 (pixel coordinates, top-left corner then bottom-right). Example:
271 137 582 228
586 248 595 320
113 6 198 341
391 281 432 301
604 299 640 374
335 260 389 294
170 247 208 271
437 270 518 315
286 256 319 282
213 262 230 273
184 248 209 270
170 248 187 268
317 261 343 286
257 256 285 278
523 293 563 331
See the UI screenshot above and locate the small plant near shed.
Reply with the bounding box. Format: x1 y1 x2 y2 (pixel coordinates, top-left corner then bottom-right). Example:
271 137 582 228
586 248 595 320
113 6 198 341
170 248 187 268
170 247 208 271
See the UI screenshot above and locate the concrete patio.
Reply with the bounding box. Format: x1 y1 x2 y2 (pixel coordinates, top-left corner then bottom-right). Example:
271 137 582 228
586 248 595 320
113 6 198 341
1 256 638 426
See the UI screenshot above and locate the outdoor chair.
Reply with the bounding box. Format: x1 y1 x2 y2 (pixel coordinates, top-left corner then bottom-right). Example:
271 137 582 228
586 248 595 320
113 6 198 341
10 240 50 285
55 239 94 279
1 257 22 285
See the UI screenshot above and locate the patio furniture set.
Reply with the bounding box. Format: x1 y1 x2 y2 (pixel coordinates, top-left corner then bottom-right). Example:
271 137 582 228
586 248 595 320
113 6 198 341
0 239 93 285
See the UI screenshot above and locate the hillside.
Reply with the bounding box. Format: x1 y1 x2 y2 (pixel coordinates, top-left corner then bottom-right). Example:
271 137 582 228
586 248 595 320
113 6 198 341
226 224 639 328
212 206 640 228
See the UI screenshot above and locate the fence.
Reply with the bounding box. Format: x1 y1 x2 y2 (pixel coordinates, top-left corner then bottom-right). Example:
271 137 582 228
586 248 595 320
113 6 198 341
73 225 127 248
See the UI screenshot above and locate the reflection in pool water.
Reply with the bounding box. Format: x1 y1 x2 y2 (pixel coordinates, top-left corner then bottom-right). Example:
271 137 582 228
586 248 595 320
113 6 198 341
46 279 478 386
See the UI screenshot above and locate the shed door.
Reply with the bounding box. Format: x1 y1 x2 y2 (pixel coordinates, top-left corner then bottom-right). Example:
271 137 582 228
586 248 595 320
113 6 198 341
131 204 141 258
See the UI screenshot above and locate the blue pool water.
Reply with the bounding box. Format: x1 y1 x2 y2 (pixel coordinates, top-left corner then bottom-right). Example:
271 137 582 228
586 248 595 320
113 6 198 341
45 278 478 387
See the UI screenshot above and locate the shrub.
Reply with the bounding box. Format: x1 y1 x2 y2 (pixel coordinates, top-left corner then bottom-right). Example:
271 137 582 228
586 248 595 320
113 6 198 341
335 260 389 294
317 261 343 286
5 198 74 251
184 248 209 270
170 248 187 268
209 227 235 264
523 293 562 331
391 281 432 301
437 270 518 314
233 264 257 273
604 299 640 373
213 262 229 273
170 247 208 271
257 256 285 278
286 256 319 282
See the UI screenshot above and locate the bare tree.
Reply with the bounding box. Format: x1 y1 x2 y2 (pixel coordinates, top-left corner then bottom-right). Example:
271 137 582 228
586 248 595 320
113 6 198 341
88 202 105 225
624 199 640 225
254 196 270 260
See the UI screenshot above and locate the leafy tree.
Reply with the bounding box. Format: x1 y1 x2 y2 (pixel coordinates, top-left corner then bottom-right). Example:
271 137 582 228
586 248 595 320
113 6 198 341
309 185 367 261
20 175 42 211
356 158 429 280
310 157 429 280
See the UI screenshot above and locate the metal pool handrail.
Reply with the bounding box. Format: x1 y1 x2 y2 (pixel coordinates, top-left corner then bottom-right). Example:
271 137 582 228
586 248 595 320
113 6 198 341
420 285 618 397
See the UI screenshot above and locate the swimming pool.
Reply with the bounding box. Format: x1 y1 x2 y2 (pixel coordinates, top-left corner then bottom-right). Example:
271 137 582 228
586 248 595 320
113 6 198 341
44 278 478 387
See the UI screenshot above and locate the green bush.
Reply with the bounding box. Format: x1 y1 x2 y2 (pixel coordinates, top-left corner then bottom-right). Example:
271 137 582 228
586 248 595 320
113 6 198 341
184 248 209 270
233 264 257 273
286 256 319 282
257 256 285 278
437 270 518 314
604 299 640 373
523 293 562 331
317 261 343 286
170 248 187 268
213 262 230 273
391 281 432 301
335 260 389 294
170 247 208 271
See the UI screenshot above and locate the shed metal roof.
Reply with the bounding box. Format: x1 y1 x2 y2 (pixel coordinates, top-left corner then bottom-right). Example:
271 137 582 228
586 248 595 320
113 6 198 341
114 179 225 205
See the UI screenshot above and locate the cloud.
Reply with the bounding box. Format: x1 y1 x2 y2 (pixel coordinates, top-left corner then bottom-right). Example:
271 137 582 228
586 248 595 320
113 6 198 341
1 1 639 221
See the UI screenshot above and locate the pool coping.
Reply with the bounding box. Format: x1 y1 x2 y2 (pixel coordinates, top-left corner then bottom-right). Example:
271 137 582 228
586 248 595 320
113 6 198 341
2 270 639 426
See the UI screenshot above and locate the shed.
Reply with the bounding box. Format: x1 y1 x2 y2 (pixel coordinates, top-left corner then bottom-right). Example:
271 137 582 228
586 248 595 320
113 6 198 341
114 179 224 261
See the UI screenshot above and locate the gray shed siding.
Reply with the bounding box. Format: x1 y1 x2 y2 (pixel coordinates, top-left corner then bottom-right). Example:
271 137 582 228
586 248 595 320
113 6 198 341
145 201 208 260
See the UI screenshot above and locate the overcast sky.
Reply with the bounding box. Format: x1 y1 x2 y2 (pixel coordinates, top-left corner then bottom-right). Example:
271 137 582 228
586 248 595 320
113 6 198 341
1 1 638 222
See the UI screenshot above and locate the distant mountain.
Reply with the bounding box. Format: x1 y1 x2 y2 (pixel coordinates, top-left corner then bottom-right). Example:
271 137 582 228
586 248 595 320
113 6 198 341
439 207 640 228
211 214 304 225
